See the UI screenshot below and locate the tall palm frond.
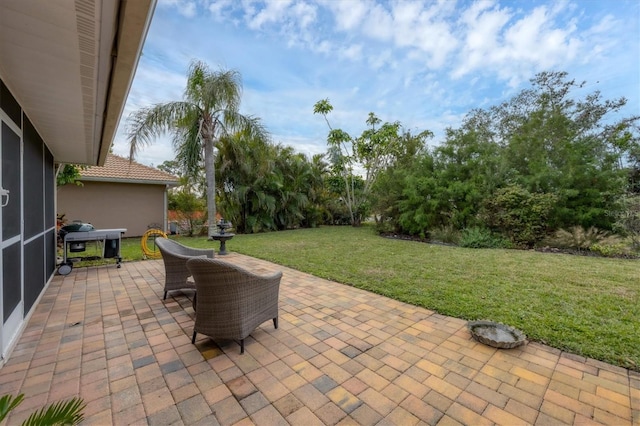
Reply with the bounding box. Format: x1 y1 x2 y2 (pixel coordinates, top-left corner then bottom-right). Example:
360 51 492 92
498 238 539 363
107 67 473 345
127 101 195 158
0 394 85 426
0 394 24 422
201 69 241 112
174 115 205 180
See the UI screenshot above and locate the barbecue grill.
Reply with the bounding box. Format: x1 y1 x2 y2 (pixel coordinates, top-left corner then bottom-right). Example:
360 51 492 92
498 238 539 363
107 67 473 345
58 222 95 252
57 224 127 275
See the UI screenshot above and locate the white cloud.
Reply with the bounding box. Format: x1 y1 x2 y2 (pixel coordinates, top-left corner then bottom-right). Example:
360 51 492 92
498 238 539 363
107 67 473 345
501 5 580 83
391 1 424 26
116 0 639 168
452 2 588 87
579 14 621 64
504 7 553 59
292 1 317 29
361 3 395 41
588 14 617 35
323 0 368 31
452 2 511 78
368 49 394 70
207 0 235 18
315 39 332 54
246 0 294 29
158 0 197 18
389 0 458 66
339 43 363 61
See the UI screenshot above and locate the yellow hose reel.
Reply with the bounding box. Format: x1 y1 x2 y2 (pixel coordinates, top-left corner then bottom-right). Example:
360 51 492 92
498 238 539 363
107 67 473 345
141 228 167 259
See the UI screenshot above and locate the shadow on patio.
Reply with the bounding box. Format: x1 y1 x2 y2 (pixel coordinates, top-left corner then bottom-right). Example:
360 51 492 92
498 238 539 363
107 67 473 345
0 254 637 425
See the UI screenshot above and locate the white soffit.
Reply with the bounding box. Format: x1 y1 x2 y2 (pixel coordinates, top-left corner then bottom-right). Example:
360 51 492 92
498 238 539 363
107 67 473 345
0 0 155 166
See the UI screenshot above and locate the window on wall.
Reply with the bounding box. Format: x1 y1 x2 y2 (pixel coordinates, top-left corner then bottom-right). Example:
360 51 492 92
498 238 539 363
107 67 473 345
44 150 55 228
0 81 21 127
23 118 45 239
1 122 20 241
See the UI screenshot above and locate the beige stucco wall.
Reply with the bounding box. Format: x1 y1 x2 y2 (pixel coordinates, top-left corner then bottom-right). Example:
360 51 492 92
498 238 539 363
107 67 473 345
57 181 167 237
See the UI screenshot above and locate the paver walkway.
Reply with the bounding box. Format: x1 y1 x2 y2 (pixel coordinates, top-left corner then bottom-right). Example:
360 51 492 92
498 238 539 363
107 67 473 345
0 254 637 425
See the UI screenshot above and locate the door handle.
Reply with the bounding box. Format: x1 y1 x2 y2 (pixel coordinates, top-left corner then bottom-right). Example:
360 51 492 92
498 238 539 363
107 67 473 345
0 188 9 207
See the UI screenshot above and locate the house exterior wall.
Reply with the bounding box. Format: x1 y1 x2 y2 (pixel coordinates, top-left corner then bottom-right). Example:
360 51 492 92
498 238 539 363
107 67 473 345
1 78 56 359
57 181 167 237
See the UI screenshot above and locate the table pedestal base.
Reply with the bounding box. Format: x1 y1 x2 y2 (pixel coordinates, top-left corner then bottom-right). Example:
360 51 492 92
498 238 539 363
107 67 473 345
209 233 235 255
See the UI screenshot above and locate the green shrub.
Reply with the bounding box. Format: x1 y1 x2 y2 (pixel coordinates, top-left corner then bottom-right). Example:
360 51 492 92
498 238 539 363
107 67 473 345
546 226 612 251
589 241 633 258
459 227 511 249
481 185 556 248
374 220 396 235
429 225 461 244
612 194 640 250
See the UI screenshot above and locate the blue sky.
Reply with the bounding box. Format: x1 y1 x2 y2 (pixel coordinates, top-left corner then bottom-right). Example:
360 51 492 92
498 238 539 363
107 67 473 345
113 0 640 167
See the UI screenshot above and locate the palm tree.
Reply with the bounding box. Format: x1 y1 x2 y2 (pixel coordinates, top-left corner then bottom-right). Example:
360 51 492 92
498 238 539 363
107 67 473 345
127 60 267 237
217 130 278 233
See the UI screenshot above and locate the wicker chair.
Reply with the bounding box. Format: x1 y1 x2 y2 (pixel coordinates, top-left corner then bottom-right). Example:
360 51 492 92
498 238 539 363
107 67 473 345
155 237 215 299
186 257 283 354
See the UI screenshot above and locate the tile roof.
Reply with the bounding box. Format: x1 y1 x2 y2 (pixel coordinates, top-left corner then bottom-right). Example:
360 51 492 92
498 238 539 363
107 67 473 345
80 154 179 185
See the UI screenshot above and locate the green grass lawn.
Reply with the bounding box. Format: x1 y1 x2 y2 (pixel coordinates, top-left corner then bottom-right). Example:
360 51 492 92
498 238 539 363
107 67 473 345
70 226 640 371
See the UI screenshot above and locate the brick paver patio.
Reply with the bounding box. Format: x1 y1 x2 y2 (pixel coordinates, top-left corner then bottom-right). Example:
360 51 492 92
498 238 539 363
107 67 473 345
0 253 637 425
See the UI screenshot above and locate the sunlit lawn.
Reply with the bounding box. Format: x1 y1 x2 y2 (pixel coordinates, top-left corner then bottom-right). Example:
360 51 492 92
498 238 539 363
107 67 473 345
71 226 639 370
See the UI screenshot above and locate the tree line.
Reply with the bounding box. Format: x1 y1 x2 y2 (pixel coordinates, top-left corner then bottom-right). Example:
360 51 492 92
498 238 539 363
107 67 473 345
129 62 640 252
373 71 640 250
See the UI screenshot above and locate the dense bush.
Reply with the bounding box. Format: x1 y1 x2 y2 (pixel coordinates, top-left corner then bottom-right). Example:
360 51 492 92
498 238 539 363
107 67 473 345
168 190 205 237
544 226 613 251
429 225 461 244
613 194 640 250
459 227 511 249
589 242 632 258
481 185 557 248
372 71 638 244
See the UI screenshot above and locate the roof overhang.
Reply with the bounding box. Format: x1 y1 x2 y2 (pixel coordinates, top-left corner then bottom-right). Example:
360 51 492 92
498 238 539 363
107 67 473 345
80 177 180 186
0 0 156 166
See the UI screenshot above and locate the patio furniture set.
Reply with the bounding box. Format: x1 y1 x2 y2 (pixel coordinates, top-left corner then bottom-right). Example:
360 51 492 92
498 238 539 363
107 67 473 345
154 238 282 354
